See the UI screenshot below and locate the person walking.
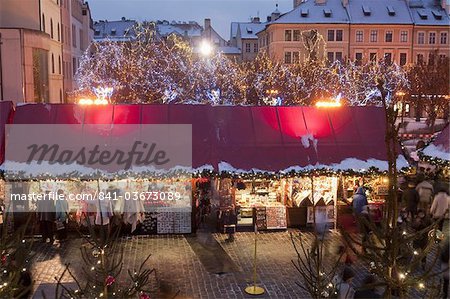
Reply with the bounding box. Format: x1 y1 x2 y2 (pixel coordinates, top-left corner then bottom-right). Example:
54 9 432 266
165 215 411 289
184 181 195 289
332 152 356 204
338 266 355 299
416 175 434 213
352 187 368 216
55 189 69 242
430 188 450 231
38 191 56 244
403 181 420 220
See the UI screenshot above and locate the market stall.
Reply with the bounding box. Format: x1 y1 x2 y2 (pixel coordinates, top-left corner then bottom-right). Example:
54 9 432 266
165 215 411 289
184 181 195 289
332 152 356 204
419 124 450 179
0 103 408 234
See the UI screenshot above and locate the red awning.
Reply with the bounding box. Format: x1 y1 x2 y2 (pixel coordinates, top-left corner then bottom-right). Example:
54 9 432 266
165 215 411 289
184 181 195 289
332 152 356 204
5 104 401 173
0 101 14 165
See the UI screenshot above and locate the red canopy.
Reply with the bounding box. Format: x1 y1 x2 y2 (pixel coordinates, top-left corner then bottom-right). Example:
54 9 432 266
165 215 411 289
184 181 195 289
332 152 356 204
4 104 395 172
0 101 14 165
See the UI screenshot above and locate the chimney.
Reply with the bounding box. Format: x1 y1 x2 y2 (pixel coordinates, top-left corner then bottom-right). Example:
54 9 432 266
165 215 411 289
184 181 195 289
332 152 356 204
204 18 211 29
252 16 261 23
341 0 348 7
293 0 302 8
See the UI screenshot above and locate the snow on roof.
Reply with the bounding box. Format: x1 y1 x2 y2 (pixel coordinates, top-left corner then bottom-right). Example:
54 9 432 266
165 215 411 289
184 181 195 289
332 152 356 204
272 0 350 24
422 125 450 161
408 0 450 26
156 21 203 37
347 0 413 24
218 46 241 54
219 155 409 173
239 22 267 39
93 19 137 41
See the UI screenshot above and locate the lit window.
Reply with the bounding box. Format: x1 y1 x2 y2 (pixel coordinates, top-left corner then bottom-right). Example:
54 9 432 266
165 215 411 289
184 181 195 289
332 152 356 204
356 31 363 42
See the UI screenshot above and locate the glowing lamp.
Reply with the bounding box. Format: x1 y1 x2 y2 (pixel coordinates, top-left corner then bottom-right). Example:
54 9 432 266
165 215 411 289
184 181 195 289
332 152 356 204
315 100 342 108
199 40 213 57
78 98 94 105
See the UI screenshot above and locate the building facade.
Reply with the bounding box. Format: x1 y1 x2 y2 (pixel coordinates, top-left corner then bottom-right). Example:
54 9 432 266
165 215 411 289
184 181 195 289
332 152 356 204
0 0 93 104
257 0 449 65
231 17 266 61
0 0 64 103
61 0 94 101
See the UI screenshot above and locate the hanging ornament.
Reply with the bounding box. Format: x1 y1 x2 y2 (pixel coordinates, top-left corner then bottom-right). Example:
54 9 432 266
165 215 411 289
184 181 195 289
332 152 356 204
92 249 101 258
105 275 116 286
139 292 150 299
1 255 7 266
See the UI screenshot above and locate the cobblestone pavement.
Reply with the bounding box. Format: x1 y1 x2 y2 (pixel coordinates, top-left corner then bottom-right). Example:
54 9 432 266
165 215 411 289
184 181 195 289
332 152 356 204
30 224 449 299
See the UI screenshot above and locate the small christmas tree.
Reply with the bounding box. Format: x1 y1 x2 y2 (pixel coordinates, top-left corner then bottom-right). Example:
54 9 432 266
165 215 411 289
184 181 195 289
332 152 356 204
290 231 344 298
54 214 155 299
0 212 33 298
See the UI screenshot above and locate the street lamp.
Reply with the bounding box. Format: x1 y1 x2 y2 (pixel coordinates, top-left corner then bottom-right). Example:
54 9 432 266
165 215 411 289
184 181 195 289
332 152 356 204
199 40 213 57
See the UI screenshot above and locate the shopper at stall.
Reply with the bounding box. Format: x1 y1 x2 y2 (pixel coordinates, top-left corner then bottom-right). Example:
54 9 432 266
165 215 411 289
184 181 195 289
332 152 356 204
415 175 434 212
430 187 450 231
352 187 368 216
338 266 355 299
38 191 56 244
55 189 69 242
403 181 420 220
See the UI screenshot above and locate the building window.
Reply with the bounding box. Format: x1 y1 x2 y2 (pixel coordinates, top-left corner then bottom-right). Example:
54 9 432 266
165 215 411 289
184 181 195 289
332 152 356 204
72 25 76 47
32 48 49 103
440 32 447 44
253 43 258 53
57 23 60 41
266 35 269 46
327 52 334 62
400 53 407 66
384 53 392 64
58 56 61 74
73 57 77 76
429 32 436 44
400 31 407 42
42 14 45 32
356 30 363 42
293 30 300 41
245 43 251 53
327 30 335 41
336 30 343 41
355 52 363 65
51 53 55 73
285 30 292 41
293 52 299 64
369 52 377 61
385 31 393 42
417 54 424 63
335 52 343 62
284 52 292 64
79 29 83 49
50 19 54 38
418 32 425 44
61 25 64 43
370 30 377 42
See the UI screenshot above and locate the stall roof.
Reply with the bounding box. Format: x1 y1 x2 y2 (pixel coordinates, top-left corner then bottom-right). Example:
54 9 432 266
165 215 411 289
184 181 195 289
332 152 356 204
422 125 450 161
1 104 408 176
0 101 14 166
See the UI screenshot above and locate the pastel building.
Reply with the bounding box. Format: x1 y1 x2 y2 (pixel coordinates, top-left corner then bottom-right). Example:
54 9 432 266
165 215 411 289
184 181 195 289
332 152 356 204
257 0 449 65
0 0 93 104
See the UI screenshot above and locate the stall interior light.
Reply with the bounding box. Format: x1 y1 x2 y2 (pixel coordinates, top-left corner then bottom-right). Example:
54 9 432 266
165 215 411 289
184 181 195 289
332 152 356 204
78 98 109 105
315 100 342 108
